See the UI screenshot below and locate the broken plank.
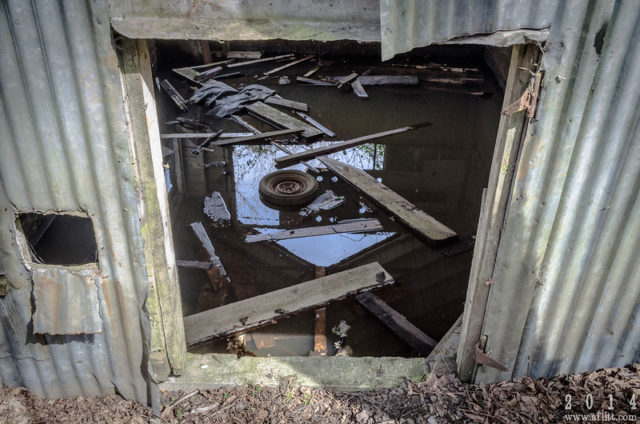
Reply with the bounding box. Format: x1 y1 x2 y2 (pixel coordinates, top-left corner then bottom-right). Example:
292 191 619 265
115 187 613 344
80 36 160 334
296 76 335 86
303 63 322 77
275 121 431 168
262 55 314 76
229 115 260 134
203 192 231 224
211 128 304 146
271 141 319 174
194 66 225 82
160 79 188 112
351 79 369 98
328 75 420 86
244 219 383 243
337 72 359 90
355 291 437 355
245 102 322 138
265 96 309 112
319 157 457 242
190 59 236 71
294 112 336 137
226 54 295 69
189 222 229 290
176 260 213 271
184 262 395 345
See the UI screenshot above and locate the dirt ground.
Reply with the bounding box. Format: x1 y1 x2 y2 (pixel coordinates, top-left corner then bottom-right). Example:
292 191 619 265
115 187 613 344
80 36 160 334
1 364 639 423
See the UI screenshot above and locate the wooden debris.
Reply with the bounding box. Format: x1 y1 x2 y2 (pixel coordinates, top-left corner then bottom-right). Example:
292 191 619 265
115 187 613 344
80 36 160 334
261 55 315 77
183 262 395 345
226 54 295 69
328 75 420 86
204 192 231 224
337 72 359 90
176 260 213 271
245 102 323 138
296 76 335 86
226 51 262 59
294 112 336 137
205 160 226 168
310 267 328 356
161 132 222 139
161 128 300 141
173 60 234 84
351 79 369 98
194 66 225 82
265 96 309 112
275 121 431 167
303 63 322 77
218 132 255 138
319 157 457 242
244 218 382 243
215 71 243 79
160 79 188 112
189 222 229 290
190 59 235 70
211 128 304 146
355 291 437 355
271 141 319 174
229 115 260 134
192 130 221 155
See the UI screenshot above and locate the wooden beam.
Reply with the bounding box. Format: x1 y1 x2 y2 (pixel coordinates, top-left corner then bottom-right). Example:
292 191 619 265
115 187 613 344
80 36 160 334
294 112 336 137
355 292 437 355
184 262 395 345
244 219 383 243
226 53 295 69
275 121 431 168
351 79 369 98
319 157 457 242
189 222 229 290
328 75 420 86
271 141 319 174
245 102 323 138
211 128 304 146
262 55 315 77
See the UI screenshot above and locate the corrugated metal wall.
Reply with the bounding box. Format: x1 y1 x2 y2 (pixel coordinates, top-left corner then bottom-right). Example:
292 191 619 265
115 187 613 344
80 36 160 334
381 0 640 382
0 0 157 407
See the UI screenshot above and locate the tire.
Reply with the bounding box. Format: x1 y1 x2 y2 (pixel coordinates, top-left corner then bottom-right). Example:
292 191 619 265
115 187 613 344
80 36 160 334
259 170 318 206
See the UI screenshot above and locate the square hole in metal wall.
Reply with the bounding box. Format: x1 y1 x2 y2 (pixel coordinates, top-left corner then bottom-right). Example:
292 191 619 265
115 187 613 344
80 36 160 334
17 213 98 265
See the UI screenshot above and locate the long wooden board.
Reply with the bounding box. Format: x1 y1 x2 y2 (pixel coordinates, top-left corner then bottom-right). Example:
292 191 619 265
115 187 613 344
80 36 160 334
275 122 431 167
355 291 437 355
184 262 395 345
211 128 304 146
319 157 457 242
246 102 323 138
244 218 383 243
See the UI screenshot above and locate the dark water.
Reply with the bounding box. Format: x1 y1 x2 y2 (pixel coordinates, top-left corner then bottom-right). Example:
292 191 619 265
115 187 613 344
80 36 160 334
158 54 503 357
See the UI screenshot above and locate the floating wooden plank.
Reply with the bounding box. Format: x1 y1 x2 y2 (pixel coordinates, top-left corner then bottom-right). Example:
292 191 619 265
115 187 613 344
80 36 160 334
328 75 420 86
189 222 229 290
296 76 335 86
176 260 213 271
294 112 336 137
215 71 243 79
160 79 188 112
262 55 314 76
271 141 319 174
212 128 304 146
184 262 395 345
161 128 301 141
245 102 323 138
244 218 383 243
203 192 231 224
303 63 322 77
226 54 295 69
337 72 359 90
351 79 369 98
275 121 431 168
194 66 225 82
355 291 437 355
265 96 309 112
226 51 262 59
320 157 457 242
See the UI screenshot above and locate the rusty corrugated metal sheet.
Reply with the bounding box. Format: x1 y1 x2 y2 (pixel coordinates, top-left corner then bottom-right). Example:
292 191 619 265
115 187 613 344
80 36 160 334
0 0 157 407
382 0 640 382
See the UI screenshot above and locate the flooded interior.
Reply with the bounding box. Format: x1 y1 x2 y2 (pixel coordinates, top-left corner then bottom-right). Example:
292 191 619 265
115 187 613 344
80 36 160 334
152 41 506 357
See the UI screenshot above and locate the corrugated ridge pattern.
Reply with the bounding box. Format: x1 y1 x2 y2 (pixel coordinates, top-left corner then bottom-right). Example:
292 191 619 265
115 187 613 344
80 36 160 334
0 0 155 405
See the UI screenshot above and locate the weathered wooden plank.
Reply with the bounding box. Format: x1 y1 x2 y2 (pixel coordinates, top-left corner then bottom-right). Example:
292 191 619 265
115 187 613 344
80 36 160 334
212 128 303 146
262 55 314 76
189 222 229 290
244 218 383 243
337 72 359 90
160 79 188 112
265 96 309 112
328 75 420 86
275 122 431 167
226 53 295 69
319 157 457 242
271 141 319 174
294 112 336 137
176 260 213 271
226 51 262 59
184 262 395 345
296 76 335 86
246 102 323 138
351 79 369 98
229 115 261 134
303 63 322 77
194 66 225 82
355 292 437 355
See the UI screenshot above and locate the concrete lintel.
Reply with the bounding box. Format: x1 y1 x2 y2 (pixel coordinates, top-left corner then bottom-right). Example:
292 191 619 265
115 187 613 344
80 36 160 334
160 353 428 392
